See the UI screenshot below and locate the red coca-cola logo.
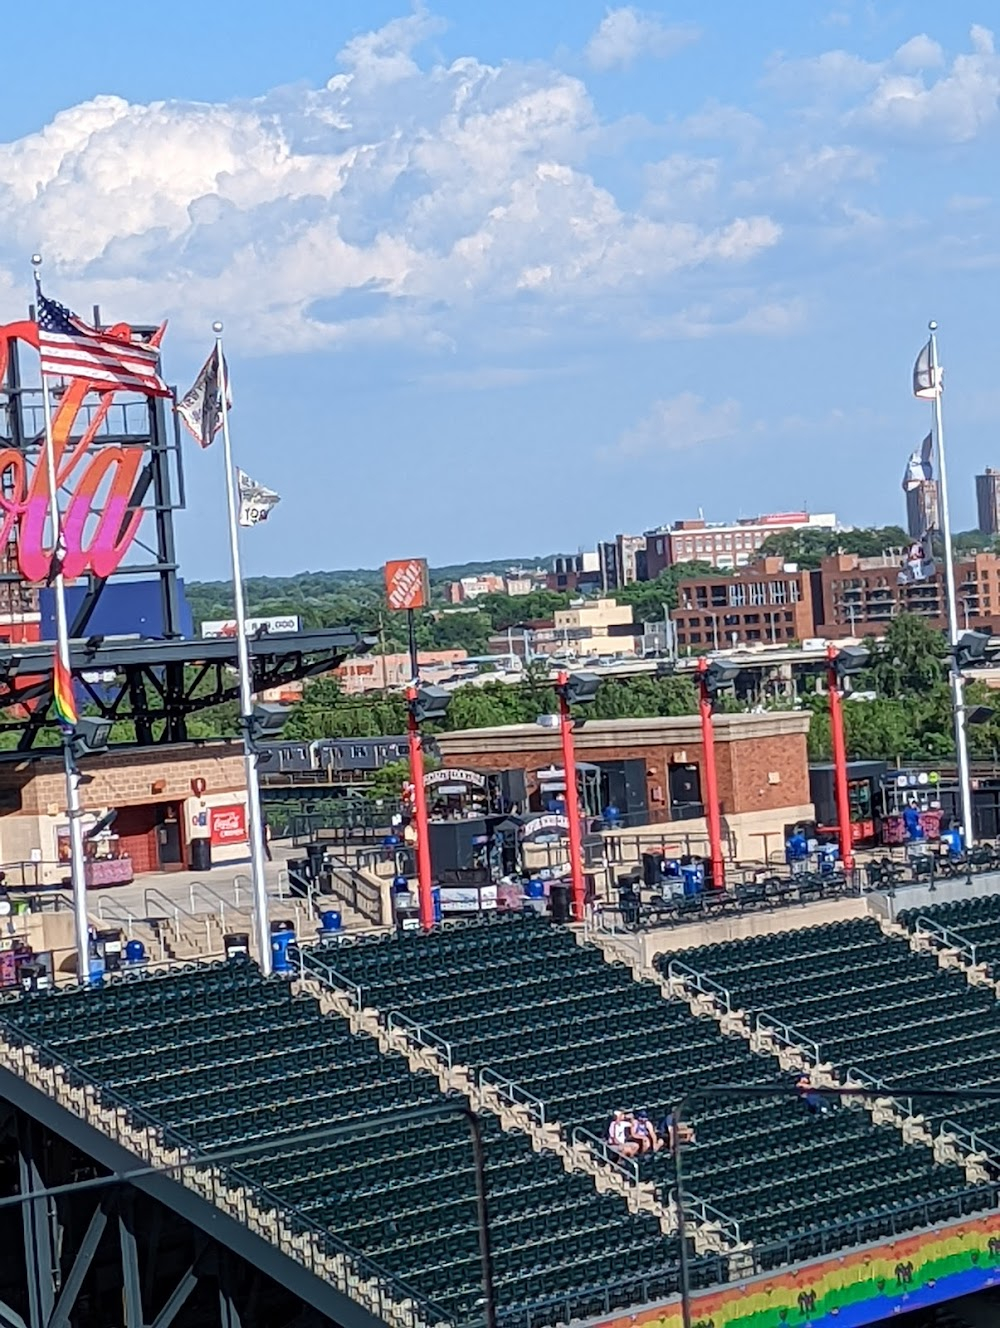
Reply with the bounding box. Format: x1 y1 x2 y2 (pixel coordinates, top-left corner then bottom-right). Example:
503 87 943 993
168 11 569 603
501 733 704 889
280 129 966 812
0 320 149 582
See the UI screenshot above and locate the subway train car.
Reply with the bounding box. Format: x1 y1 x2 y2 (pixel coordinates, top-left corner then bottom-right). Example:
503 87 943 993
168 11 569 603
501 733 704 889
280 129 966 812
257 736 414 782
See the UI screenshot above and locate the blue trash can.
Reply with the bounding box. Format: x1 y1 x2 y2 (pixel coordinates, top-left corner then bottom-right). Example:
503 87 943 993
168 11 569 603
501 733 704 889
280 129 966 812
432 886 443 923
320 909 342 934
681 864 703 896
271 928 295 974
87 954 106 986
525 879 545 900
123 939 146 966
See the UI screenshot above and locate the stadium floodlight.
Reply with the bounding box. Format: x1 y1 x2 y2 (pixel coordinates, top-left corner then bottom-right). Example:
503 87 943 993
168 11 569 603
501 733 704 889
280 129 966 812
701 659 740 699
830 644 870 681
411 685 452 726
70 717 112 758
954 631 999 671
966 705 995 727
558 672 601 707
86 809 118 840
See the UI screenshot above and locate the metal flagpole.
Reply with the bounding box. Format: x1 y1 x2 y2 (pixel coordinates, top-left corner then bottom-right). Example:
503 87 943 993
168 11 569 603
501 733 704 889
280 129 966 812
31 256 90 980
213 322 272 975
928 321 975 846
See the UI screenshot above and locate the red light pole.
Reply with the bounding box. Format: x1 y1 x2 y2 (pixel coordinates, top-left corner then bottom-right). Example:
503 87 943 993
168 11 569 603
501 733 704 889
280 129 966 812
826 645 855 874
696 657 725 890
406 687 436 931
557 671 587 922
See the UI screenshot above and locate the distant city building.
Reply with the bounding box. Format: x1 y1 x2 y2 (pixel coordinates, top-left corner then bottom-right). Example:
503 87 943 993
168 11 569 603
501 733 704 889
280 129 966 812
334 650 469 694
446 569 545 602
489 598 639 659
598 534 647 591
672 559 814 650
644 511 838 575
976 469 1000 536
547 550 602 594
905 480 940 540
814 551 1000 638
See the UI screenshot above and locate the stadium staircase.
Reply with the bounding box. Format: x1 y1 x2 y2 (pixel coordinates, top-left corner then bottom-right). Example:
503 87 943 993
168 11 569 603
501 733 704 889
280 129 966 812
294 937 740 1261
644 917 1000 1226
0 957 711 1328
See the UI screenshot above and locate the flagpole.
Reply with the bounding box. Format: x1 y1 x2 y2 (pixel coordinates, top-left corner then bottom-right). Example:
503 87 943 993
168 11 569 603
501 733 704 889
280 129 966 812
31 255 90 981
928 321 975 846
213 322 272 976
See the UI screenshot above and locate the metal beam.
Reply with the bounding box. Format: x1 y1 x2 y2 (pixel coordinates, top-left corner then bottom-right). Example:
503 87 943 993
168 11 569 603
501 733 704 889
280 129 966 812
0 1299 27 1328
217 1253 242 1328
149 1246 206 1328
119 1192 145 1328
17 1117 55 1328
48 1194 112 1328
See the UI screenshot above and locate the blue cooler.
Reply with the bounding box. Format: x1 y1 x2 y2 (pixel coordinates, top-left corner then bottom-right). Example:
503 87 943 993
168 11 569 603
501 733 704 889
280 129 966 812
87 953 106 986
318 909 342 941
432 886 443 923
681 863 703 896
123 939 146 966
271 928 295 973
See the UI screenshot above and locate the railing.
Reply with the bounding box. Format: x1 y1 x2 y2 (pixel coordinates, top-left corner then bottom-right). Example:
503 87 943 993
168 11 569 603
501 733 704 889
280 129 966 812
0 1010 452 1328
478 1067 547 1127
665 959 732 1015
189 880 249 932
291 942 364 1011
844 1064 915 1124
324 849 384 926
939 1117 1000 1169
753 1010 821 1069
570 1125 639 1184
914 915 979 967
670 1189 743 1249
386 1011 454 1071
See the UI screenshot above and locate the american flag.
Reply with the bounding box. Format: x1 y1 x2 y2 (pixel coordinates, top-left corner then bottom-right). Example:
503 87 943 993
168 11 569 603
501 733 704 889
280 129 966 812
36 291 170 397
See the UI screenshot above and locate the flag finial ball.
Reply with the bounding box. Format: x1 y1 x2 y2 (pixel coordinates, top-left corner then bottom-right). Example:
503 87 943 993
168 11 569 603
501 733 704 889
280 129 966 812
30 254 42 267
928 320 938 332
212 321 223 334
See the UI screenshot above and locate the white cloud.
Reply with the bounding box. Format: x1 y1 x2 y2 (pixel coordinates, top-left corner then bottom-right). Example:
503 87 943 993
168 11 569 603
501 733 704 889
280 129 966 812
0 11 779 355
606 391 746 458
585 6 699 72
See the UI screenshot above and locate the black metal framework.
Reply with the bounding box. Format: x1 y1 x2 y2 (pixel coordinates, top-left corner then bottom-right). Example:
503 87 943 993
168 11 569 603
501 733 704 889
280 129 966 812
0 630 374 750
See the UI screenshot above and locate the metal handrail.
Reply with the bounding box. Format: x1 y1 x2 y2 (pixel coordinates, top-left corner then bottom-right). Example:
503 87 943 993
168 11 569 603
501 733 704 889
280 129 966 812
142 887 198 927
754 1010 821 1068
670 1188 743 1249
386 1011 454 1070
915 916 979 967
570 1125 639 1184
0 1006 453 1328
478 1067 546 1126
666 959 732 1015
939 1117 1000 1168
844 1064 915 1123
291 943 363 1010
188 880 250 930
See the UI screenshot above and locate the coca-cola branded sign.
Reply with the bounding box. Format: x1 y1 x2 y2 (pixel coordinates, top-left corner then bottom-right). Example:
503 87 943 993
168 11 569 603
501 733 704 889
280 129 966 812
210 803 248 846
0 319 150 582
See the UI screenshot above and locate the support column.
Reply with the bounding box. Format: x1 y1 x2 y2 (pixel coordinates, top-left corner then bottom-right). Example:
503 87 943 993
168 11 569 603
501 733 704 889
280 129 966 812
119 1192 145 1328
49 1195 113 1328
218 1252 243 1328
17 1118 55 1328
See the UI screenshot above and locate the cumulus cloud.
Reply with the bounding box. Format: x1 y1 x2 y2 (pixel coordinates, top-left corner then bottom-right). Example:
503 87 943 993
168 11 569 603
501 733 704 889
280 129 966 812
0 10 780 355
606 391 746 458
585 6 699 72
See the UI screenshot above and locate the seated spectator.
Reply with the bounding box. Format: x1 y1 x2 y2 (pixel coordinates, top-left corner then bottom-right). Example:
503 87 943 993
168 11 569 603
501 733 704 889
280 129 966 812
658 1112 696 1149
796 1074 829 1116
629 1109 663 1154
607 1110 640 1158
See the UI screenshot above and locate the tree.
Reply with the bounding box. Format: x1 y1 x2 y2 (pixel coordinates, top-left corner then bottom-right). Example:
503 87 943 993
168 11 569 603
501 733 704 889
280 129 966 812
866 614 947 698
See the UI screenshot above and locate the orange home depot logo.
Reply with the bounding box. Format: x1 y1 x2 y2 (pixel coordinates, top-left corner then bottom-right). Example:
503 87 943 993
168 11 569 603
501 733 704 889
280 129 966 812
0 319 148 581
384 558 429 611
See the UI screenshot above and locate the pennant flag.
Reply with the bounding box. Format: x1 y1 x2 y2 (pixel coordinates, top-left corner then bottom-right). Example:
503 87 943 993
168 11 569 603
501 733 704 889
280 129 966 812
237 470 280 527
902 433 934 491
177 347 230 447
52 652 77 728
36 290 170 397
913 340 941 399
898 531 936 585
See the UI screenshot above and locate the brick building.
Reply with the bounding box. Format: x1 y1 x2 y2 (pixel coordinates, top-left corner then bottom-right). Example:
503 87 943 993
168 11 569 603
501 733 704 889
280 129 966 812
0 742 250 885
644 511 838 576
434 711 813 861
814 551 1000 638
672 559 814 650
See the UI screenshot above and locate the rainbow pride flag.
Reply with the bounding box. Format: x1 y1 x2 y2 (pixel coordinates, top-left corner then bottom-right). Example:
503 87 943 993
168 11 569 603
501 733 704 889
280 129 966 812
52 652 77 728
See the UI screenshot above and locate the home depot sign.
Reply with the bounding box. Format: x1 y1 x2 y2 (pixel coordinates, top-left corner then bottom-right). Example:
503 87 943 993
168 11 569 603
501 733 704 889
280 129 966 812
384 558 429 611
0 319 156 582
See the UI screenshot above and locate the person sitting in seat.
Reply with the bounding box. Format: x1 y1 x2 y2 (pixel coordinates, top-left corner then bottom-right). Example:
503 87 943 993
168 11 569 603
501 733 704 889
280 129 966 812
796 1074 829 1116
607 1110 640 1157
629 1109 663 1153
658 1112 696 1150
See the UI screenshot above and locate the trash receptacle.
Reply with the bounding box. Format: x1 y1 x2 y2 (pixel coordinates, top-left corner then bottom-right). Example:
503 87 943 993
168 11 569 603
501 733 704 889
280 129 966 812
223 933 250 961
318 909 342 941
550 882 571 924
124 939 146 966
432 886 442 923
271 927 295 974
190 837 212 872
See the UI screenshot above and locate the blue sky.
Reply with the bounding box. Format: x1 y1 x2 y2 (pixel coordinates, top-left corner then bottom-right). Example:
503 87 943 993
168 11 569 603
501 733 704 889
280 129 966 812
2 2 1000 578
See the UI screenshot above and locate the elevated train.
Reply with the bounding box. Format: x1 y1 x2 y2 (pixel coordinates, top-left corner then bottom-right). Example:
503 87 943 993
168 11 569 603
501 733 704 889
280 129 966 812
257 736 415 782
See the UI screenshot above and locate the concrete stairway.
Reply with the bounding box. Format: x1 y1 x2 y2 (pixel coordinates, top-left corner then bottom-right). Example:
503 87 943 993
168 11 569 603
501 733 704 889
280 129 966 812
292 971 747 1264
0 1023 436 1328
586 928 996 1191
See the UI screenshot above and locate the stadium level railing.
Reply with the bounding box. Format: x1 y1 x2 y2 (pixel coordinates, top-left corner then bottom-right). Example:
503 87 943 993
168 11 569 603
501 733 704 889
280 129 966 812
387 1010 455 1071
665 958 733 1016
844 1064 916 1126
570 1125 639 1184
669 1188 743 1249
0 1005 451 1328
752 1010 821 1069
940 1117 1000 1170
292 943 364 1011
914 915 979 968
477 1067 546 1128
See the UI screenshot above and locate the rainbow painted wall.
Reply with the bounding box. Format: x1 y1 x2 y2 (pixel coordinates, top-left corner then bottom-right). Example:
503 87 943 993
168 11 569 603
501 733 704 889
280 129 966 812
595 1211 1000 1328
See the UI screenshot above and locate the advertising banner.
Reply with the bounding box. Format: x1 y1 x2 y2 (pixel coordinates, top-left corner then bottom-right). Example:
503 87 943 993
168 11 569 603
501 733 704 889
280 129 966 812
384 559 430 611
201 616 300 638
210 804 248 846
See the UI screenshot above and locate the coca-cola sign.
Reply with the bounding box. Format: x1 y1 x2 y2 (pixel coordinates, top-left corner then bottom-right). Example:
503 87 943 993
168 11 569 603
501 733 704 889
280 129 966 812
0 319 150 582
210 803 247 846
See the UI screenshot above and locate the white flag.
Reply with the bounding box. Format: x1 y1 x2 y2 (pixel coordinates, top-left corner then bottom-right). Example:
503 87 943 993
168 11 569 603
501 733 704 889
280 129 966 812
913 340 941 399
237 469 280 527
902 433 934 491
898 531 935 584
177 347 230 447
